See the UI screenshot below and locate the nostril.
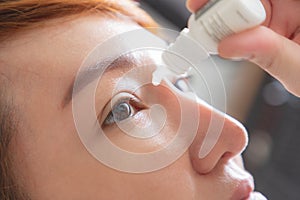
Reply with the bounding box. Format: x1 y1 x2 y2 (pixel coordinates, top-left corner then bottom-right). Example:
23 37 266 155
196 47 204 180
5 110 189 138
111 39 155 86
221 152 234 159
191 155 216 175
191 151 232 175
215 152 234 169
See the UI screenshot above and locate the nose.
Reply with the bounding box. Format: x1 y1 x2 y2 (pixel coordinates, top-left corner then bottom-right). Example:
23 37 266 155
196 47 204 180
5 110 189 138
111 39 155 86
189 101 248 174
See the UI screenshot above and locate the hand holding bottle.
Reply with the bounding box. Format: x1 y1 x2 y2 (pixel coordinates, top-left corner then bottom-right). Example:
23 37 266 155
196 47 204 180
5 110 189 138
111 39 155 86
187 0 300 97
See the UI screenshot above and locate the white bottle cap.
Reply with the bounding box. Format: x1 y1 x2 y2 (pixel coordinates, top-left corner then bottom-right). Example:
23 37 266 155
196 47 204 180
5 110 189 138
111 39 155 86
152 0 266 85
188 0 266 54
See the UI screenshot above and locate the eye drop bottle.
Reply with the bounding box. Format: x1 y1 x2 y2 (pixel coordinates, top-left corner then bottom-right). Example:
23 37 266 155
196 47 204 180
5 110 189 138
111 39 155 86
152 0 266 85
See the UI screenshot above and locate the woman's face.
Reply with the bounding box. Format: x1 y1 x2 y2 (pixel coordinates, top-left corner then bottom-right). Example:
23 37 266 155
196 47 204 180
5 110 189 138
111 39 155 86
1 14 254 200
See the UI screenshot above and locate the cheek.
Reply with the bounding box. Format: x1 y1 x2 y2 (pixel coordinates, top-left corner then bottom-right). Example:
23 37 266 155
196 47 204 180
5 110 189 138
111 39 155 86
77 152 196 200
102 151 197 200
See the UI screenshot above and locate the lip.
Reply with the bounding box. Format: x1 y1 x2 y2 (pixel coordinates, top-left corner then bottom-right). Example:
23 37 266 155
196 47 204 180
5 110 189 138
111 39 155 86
231 178 254 200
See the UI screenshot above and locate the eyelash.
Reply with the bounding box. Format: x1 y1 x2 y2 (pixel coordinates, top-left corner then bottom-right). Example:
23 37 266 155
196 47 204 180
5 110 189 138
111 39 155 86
101 77 190 127
102 95 147 126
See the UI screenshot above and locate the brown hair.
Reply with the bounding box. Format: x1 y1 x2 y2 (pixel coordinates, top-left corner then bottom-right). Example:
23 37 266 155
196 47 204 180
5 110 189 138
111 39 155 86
0 0 156 199
0 81 28 200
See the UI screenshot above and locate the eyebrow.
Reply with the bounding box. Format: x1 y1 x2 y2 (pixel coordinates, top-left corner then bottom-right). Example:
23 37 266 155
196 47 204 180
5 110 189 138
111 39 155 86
62 55 136 108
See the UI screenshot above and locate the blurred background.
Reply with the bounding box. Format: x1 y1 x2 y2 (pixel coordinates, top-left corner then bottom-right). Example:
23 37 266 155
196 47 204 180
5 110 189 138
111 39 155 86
139 0 300 199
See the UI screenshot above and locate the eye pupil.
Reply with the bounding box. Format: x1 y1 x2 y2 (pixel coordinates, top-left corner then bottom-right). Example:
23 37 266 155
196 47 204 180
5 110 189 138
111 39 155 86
112 102 132 122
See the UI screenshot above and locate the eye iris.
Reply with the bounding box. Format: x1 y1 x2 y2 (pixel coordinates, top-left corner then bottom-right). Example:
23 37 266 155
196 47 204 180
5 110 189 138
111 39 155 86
112 102 132 122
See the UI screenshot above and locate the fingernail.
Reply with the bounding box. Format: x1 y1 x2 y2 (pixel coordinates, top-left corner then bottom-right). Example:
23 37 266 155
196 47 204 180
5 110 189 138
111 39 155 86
228 57 246 61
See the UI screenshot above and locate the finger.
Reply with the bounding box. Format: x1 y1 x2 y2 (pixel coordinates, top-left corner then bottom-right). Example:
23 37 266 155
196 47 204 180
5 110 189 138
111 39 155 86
186 0 208 13
219 26 300 97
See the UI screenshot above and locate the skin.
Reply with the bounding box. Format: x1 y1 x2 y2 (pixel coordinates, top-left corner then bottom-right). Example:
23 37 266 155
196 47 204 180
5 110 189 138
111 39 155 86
186 0 300 97
0 14 254 199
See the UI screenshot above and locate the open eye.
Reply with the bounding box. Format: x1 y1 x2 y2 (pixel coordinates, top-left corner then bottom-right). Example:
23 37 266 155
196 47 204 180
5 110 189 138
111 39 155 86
101 93 148 127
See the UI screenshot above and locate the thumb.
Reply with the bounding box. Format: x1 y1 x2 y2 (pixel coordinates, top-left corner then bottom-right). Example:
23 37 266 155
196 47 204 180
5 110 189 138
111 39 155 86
219 26 300 97
186 0 208 12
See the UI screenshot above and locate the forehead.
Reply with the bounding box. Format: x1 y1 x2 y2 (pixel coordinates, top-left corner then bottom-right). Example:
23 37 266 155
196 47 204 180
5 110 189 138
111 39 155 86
0 14 141 79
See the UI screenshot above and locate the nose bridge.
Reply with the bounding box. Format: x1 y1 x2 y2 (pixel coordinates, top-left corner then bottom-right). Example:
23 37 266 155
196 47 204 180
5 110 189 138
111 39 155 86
189 101 248 174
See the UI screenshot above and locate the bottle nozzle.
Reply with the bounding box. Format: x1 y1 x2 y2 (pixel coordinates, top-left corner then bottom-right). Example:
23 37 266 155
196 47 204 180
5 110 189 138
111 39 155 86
152 67 178 86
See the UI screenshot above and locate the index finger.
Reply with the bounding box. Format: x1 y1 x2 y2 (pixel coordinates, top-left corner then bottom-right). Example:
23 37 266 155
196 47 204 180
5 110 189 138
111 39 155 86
186 0 208 12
